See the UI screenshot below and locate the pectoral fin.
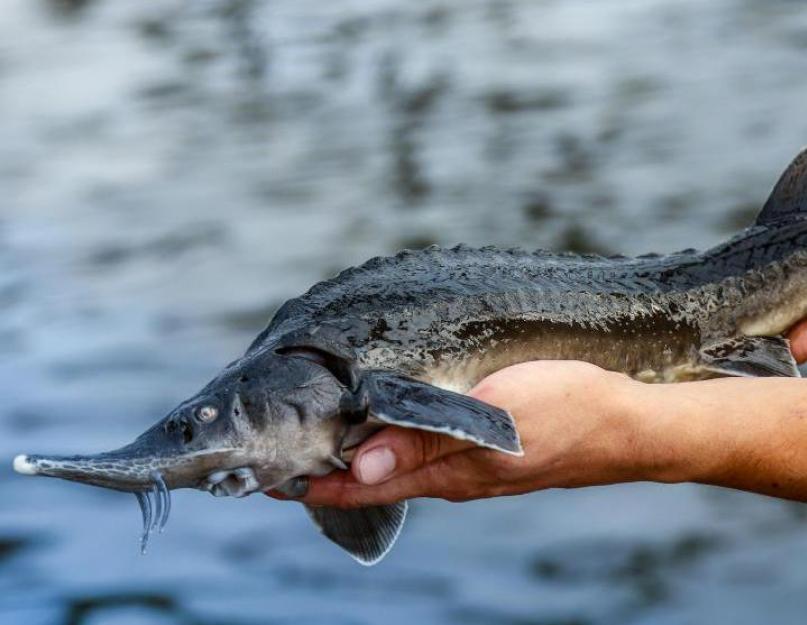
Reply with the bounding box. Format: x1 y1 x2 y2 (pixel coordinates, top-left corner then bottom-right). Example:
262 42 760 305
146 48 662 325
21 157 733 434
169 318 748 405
354 370 523 455
305 501 407 565
700 335 801 378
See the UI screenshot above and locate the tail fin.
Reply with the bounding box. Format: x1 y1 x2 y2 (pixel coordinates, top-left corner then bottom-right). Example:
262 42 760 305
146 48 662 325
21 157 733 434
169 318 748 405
757 147 807 226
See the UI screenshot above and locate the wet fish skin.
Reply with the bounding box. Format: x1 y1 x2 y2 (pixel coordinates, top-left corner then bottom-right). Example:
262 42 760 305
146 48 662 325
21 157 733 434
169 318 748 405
13 148 807 564
258 220 807 389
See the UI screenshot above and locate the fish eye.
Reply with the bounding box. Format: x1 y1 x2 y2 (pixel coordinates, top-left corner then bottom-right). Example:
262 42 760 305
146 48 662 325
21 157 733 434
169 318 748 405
196 405 218 423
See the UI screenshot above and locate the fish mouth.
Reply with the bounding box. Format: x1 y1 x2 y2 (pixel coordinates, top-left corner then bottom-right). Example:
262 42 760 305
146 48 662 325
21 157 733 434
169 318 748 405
199 466 260 498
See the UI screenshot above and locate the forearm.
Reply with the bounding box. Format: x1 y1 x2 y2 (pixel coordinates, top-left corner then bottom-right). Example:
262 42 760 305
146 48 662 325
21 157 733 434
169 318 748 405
633 376 807 500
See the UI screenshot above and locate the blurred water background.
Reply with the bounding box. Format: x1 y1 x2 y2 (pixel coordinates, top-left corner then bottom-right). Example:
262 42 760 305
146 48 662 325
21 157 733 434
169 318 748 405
3 0 807 623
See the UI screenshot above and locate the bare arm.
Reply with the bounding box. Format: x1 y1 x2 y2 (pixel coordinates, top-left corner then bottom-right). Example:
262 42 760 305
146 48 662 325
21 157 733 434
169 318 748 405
268 324 807 508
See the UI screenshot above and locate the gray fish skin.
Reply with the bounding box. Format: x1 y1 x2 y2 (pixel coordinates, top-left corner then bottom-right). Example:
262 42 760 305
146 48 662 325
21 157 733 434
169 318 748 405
258 224 807 389
12 148 807 564
254 149 807 389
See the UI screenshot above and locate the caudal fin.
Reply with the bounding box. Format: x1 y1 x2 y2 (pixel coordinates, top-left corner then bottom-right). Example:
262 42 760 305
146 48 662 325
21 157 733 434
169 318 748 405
757 147 807 226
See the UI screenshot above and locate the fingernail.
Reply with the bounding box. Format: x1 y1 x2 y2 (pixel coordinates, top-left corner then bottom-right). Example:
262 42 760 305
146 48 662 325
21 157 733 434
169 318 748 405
356 447 396 485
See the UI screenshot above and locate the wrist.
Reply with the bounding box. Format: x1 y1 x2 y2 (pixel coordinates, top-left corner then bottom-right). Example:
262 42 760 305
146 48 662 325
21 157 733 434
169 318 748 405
619 379 726 485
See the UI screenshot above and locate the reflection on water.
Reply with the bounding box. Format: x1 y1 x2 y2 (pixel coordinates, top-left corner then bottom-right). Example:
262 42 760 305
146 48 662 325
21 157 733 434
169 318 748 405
3 0 807 623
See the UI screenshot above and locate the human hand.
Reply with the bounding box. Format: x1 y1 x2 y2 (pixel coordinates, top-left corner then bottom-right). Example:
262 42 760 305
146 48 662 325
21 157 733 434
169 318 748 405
787 319 807 364
268 361 658 508
269 320 807 507
267 322 807 508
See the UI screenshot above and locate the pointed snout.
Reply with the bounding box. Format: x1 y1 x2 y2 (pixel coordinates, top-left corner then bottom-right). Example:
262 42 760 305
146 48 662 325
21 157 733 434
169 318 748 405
12 368 259 493
13 454 37 475
11 417 192 491
13 419 245 493
12 447 162 492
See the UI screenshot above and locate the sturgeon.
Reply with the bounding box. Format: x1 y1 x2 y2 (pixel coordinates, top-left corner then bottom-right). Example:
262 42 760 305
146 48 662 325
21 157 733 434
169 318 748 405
12 149 807 564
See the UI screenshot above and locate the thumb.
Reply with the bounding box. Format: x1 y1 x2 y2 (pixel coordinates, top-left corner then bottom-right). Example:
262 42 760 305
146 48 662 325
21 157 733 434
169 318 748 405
351 426 472 485
787 318 807 365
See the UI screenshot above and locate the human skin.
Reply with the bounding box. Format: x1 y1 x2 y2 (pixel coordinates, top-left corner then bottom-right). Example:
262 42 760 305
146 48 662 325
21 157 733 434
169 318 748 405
267 320 807 507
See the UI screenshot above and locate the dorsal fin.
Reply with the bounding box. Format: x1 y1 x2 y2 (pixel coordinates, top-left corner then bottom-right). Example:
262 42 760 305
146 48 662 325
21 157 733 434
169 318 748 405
757 147 807 226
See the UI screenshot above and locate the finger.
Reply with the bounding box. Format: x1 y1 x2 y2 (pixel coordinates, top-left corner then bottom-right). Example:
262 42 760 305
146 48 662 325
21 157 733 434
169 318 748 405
266 471 347 505
301 458 463 508
787 319 807 364
350 425 473 486
265 428 475 503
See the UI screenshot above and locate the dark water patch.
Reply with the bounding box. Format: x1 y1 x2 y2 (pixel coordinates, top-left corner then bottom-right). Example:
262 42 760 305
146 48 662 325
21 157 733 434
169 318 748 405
389 122 431 204
784 500 807 521
48 351 169 381
530 533 724 584
0 281 27 308
784 26 807 50
377 54 448 205
138 81 192 102
720 201 760 231
331 16 371 44
216 0 270 83
530 533 724 610
522 192 554 223
613 76 663 104
552 223 612 256
452 607 590 625
5 407 57 433
213 303 280 333
153 314 187 336
420 5 451 33
587 190 616 211
135 17 176 44
145 225 226 259
394 233 440 251
544 134 597 183
230 94 276 126
531 533 724 615
484 89 572 115
596 117 625 146
183 48 220 67
87 224 226 269
87 245 131 268
45 0 95 20
0 534 37 564
656 191 699 222
220 529 276 563
273 564 453 598
398 75 449 117
63 592 186 625
64 591 258 625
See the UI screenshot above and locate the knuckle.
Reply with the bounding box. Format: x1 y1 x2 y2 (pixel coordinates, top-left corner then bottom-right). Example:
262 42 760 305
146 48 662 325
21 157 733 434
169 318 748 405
412 431 442 467
476 451 525 483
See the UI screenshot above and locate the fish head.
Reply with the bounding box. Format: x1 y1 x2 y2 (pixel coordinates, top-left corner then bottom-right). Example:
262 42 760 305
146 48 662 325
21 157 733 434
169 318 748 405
13 346 350 497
